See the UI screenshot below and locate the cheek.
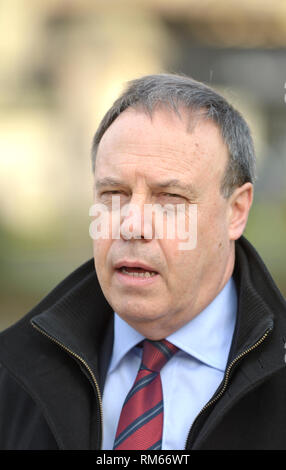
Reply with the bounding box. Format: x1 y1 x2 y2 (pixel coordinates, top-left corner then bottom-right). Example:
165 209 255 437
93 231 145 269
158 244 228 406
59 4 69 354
93 239 111 271
165 205 227 273
196 205 230 273
198 200 229 242
161 238 199 285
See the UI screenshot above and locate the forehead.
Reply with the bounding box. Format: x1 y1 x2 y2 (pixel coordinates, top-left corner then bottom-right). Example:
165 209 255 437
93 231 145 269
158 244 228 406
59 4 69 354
95 107 229 186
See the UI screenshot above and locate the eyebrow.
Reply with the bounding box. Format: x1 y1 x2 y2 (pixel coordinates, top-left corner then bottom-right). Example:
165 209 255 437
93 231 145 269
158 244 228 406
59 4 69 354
155 179 192 191
155 179 199 200
94 177 198 199
94 177 124 191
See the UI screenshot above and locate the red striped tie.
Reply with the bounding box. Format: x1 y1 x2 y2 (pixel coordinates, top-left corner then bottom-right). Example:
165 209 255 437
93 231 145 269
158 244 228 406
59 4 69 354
113 339 179 450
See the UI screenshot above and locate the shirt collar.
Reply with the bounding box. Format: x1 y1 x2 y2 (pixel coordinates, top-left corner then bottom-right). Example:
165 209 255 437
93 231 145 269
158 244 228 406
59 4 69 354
109 277 237 374
108 315 144 374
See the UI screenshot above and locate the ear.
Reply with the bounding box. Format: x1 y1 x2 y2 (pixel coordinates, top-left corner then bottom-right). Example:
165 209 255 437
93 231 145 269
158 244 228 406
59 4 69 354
228 182 253 241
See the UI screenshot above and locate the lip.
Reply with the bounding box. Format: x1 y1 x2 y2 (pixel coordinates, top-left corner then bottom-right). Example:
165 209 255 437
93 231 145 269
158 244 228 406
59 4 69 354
114 260 159 273
114 268 159 286
113 260 160 287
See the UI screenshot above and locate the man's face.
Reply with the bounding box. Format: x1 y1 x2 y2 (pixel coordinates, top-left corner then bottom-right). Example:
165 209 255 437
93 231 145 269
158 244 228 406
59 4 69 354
92 107 235 339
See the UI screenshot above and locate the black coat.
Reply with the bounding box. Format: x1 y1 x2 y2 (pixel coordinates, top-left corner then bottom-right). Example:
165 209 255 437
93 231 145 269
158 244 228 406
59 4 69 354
0 236 286 450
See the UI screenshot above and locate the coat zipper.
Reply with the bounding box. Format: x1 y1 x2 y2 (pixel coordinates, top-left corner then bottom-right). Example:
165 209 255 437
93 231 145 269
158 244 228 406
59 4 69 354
184 327 272 449
31 321 103 450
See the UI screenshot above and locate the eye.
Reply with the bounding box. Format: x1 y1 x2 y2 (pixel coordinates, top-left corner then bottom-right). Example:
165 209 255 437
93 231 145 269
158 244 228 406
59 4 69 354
160 193 185 200
101 190 126 196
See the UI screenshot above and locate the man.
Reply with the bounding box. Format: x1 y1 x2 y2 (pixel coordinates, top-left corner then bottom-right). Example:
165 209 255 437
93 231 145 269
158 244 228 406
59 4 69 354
0 73 286 450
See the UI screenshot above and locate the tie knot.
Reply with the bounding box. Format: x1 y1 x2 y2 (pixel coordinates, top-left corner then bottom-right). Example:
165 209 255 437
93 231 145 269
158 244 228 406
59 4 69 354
140 339 179 373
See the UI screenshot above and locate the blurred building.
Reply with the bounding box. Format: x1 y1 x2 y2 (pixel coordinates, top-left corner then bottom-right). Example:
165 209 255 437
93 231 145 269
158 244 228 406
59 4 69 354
0 0 286 329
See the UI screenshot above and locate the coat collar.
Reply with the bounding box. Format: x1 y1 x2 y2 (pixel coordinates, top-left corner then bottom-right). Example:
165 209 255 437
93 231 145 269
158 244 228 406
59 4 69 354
30 261 114 392
190 237 286 448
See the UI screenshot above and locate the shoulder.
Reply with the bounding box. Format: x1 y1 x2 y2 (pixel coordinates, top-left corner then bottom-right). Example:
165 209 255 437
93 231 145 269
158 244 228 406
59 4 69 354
0 364 58 449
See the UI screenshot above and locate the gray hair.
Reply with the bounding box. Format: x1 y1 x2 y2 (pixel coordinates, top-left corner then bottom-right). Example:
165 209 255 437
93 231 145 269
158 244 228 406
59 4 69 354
91 73 256 198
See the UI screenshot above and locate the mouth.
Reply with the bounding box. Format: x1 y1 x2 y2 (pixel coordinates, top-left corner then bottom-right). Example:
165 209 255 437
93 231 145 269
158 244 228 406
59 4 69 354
118 266 157 278
114 261 159 281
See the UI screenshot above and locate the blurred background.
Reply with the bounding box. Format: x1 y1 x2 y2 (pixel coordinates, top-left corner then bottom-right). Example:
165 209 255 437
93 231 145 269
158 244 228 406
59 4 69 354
1 0 286 330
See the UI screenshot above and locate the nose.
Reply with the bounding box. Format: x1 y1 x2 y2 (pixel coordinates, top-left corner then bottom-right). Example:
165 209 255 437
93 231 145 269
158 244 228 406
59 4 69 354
120 194 153 241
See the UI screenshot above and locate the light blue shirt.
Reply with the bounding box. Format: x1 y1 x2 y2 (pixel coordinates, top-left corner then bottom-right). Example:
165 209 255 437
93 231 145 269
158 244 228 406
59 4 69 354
102 277 237 450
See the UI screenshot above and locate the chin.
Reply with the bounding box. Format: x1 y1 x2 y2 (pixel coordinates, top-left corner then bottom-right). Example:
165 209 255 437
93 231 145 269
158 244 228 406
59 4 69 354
114 300 165 327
